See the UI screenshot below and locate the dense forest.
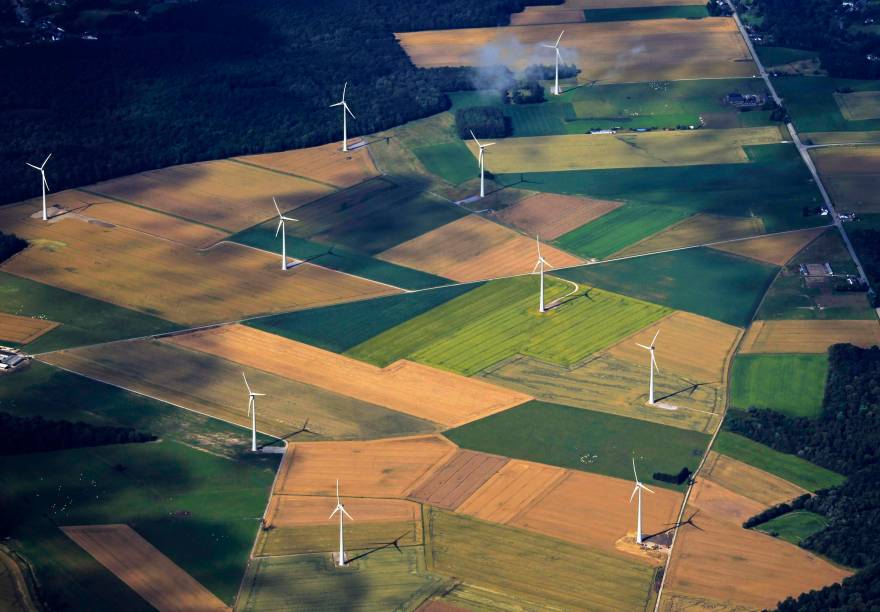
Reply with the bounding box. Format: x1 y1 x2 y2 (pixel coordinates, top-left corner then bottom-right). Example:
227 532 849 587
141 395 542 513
850 229 880 306
0 231 27 262
0 411 156 455
0 0 560 205
726 344 880 609
746 0 880 78
778 564 880 611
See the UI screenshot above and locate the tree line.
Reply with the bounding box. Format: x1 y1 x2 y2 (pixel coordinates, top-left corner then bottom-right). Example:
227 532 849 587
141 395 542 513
0 231 26 263
0 411 156 455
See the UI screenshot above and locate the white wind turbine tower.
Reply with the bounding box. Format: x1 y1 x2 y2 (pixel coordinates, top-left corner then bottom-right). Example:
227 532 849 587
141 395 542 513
637 330 660 405
330 82 356 152
242 372 265 452
470 130 495 198
272 197 298 271
329 479 353 567
630 457 655 545
541 30 565 95
26 154 52 221
533 235 554 313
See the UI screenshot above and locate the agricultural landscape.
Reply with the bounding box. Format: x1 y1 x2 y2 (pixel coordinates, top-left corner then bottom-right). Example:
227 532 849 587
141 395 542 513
1 0 879 610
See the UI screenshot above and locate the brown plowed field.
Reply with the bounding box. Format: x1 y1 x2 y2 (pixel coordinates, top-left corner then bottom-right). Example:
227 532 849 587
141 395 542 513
236 141 379 189
509 7 586 25
274 436 457 497
494 193 621 240
455 460 565 524
408 450 509 510
266 495 421 527
665 480 851 609
80 201 228 248
0 210 394 325
61 525 229 612
812 146 880 214
87 159 334 232
702 451 807 508
511 470 682 563
710 227 827 265
166 324 530 426
0 313 58 344
607 311 741 385
613 214 764 258
740 320 880 353
396 19 754 83
377 215 583 282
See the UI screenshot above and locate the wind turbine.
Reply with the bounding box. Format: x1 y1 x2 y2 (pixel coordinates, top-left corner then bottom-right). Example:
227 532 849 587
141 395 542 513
630 457 655 545
330 82 356 152
242 372 265 452
470 130 495 198
272 197 298 271
329 479 353 567
541 30 565 95
637 330 660 405
26 154 52 221
533 235 554 313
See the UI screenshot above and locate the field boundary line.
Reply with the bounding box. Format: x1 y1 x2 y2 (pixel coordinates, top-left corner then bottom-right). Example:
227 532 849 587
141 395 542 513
77 188 232 234
226 158 341 191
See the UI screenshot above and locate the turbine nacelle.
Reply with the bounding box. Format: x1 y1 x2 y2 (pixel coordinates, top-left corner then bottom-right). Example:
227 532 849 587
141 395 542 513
629 458 655 502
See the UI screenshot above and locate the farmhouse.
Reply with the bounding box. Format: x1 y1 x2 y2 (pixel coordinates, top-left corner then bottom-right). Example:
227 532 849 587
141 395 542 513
0 347 27 372
725 92 766 108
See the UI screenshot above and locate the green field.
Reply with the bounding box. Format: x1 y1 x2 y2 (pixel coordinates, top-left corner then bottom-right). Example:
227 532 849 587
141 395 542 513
412 141 479 185
773 77 880 133
238 549 442 611
348 275 670 374
247 283 480 353
426 509 656 610
444 401 709 489
0 272 178 353
584 5 708 22
754 511 829 545
230 230 449 290
555 202 690 259
0 363 279 609
730 354 829 418
714 432 845 491
255 521 420 557
557 247 778 327
757 46 818 67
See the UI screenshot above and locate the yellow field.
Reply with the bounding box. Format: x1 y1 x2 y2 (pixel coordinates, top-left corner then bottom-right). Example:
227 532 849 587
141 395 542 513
378 215 583 282
665 480 850 609
62 525 229 612
740 320 880 353
235 141 379 189
0 313 58 344
78 201 228 248
494 193 621 240
166 324 531 427
702 451 807 507
87 159 334 232
464 127 785 174
833 91 880 121
0 208 393 325
812 146 880 213
613 214 765 258
396 19 754 83
274 436 457 497
710 227 827 265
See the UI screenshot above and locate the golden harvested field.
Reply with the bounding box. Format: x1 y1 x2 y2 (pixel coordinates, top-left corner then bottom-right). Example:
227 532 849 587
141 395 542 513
266 495 421 527
511 470 682 563
396 19 755 83
711 227 827 265
78 201 228 248
494 193 621 240
509 7 585 25
274 436 457 497
803 131 880 145
377 215 583 282
0 209 393 325
61 525 229 612
833 91 880 121
702 451 807 507
408 450 509 510
236 141 379 188
464 128 785 174
613 214 765 258
665 480 850 609
607 311 741 388
167 324 530 427
455 460 565 524
87 159 334 232
0 313 58 344
660 593 755 612
812 146 880 213
740 319 880 353
42 340 436 440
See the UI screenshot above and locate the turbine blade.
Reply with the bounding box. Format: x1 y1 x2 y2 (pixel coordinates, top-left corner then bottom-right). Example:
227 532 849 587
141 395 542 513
345 103 356 119
556 30 564 46
336 479 340 503
42 153 52 167
543 258 555 269
641 484 655 494
469 130 481 147
42 176 50 191
652 354 660 374
330 101 344 108
26 163 40 170
629 486 638 503
342 81 347 101
275 219 283 237
329 507 339 519
483 142 495 147
632 457 638 482
342 507 353 520
540 43 554 48
636 343 651 350
281 216 298 222
252 392 266 397
651 329 660 347
242 372 252 395
273 196 282 217
532 260 541 274
536 235 542 258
